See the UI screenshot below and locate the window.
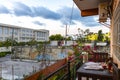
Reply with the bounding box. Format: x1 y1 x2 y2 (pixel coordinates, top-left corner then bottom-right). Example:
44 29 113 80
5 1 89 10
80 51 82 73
4 27 9 35
9 28 12 35
14 29 18 36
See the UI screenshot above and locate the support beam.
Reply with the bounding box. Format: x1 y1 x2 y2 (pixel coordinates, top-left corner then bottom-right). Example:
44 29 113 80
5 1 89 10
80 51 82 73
81 8 98 17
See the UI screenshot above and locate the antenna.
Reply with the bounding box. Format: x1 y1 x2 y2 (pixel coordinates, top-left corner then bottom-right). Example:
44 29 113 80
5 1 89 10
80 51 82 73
68 1 74 34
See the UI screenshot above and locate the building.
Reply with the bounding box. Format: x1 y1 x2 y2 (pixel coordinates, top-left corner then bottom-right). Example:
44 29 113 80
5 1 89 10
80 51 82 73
0 23 49 42
73 0 120 67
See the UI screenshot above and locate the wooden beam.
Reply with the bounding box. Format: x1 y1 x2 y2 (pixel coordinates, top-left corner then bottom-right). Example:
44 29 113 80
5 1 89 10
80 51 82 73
81 8 98 17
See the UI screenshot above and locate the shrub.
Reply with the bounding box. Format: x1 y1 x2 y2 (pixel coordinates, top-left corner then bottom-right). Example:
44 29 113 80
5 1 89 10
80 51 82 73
0 52 11 57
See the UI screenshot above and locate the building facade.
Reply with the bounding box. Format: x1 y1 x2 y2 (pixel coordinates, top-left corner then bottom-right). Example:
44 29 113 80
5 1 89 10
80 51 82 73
0 23 49 42
111 0 120 67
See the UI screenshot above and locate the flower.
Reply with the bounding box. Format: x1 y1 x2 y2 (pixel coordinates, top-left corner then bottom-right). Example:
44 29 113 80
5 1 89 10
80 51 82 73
82 45 93 54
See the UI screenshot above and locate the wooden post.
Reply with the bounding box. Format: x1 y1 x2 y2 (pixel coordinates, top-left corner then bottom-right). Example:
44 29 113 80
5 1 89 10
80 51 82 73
68 61 71 80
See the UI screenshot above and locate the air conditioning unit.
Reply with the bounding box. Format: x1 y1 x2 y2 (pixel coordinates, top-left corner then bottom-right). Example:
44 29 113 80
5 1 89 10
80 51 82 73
99 2 108 22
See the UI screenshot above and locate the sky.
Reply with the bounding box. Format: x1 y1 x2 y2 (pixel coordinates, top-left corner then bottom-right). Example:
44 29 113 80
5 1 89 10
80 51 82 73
0 0 110 36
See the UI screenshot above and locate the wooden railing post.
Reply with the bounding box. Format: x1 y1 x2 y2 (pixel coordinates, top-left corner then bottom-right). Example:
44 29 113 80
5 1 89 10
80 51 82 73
68 61 71 80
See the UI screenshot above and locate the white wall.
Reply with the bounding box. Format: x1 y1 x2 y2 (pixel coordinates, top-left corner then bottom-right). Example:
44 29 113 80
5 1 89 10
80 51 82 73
50 41 77 46
50 41 58 46
0 47 11 52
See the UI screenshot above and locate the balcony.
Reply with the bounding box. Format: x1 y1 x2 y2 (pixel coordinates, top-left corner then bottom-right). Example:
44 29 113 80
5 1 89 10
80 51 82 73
23 45 120 80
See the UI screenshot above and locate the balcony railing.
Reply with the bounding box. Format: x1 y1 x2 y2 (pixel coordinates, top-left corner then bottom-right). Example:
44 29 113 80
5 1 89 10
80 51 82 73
43 55 83 80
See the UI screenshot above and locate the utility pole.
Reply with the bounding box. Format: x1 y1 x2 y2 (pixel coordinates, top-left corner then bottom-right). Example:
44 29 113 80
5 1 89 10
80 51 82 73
65 25 67 58
65 25 67 46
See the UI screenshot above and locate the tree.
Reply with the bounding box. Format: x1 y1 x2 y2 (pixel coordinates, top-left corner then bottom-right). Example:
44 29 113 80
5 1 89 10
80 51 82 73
77 28 85 43
49 34 64 41
18 42 26 46
66 36 72 40
0 41 4 47
84 29 90 36
36 43 44 55
27 39 37 46
97 30 104 41
4 38 12 48
84 29 90 42
3 38 18 47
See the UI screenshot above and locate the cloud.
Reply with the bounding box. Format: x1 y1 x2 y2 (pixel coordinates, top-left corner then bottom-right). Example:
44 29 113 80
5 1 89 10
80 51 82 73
12 2 61 20
0 5 9 14
60 17 76 25
33 21 45 26
31 7 62 20
13 2 32 16
58 7 100 27
79 16 100 27
58 7 81 25
0 1 100 27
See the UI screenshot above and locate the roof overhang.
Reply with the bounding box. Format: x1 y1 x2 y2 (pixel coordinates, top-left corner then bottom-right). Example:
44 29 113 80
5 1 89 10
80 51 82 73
73 0 111 17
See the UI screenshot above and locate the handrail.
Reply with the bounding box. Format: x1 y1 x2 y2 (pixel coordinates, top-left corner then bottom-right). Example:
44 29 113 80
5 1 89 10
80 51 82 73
43 55 83 80
44 63 68 80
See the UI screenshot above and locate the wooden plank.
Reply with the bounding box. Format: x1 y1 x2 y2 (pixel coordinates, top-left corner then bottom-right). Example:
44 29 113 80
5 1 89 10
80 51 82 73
81 8 98 17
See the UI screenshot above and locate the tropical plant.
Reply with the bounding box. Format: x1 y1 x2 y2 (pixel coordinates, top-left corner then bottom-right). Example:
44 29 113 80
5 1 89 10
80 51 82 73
4 38 12 48
97 30 104 41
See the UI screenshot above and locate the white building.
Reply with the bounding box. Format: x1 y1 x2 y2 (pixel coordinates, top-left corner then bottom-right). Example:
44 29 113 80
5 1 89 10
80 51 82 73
0 23 49 42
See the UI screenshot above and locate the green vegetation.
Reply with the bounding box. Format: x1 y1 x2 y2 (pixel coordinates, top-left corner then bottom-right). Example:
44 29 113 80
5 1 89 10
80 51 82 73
26 39 37 46
97 30 104 41
0 38 49 47
0 41 4 47
0 52 11 57
49 34 72 41
37 73 45 80
49 34 64 41
84 30 110 43
0 30 110 48
36 43 44 56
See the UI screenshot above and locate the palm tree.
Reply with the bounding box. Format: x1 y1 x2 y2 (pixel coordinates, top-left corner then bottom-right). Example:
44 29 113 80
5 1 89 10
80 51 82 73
84 29 90 42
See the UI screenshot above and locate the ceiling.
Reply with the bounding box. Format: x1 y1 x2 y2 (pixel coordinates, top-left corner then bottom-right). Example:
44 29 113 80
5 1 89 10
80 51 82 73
73 0 111 16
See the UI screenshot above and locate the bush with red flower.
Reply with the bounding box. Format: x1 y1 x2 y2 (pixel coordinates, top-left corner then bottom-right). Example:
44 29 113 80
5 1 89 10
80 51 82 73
82 45 93 54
